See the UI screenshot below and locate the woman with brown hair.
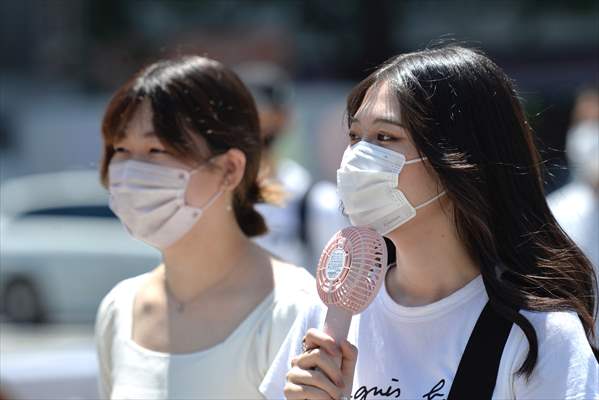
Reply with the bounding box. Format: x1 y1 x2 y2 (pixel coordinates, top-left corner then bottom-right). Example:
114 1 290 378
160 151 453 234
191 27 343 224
260 45 598 399
94 55 314 399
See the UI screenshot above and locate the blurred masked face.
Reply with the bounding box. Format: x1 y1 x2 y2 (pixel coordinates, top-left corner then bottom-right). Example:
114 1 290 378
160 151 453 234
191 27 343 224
566 120 599 190
572 91 599 124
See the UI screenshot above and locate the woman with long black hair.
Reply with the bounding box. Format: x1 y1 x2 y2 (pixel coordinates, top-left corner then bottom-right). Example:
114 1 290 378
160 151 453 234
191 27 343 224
260 45 599 399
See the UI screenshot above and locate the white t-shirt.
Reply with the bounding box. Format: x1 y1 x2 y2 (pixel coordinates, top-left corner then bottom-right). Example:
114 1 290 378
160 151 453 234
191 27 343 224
95 264 315 399
260 274 599 400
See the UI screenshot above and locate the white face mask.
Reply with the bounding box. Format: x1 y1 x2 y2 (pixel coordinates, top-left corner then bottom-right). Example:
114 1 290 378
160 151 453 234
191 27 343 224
336 141 445 235
108 159 223 250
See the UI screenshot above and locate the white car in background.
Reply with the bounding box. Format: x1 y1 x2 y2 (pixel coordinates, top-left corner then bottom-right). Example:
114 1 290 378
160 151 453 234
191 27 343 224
0 170 161 323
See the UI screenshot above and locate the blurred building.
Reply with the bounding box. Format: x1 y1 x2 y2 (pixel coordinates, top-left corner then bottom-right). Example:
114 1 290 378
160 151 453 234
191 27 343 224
1 0 598 189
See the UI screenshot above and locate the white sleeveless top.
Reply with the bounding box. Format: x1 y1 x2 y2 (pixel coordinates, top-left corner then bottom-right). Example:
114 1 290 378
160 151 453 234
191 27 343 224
94 264 315 399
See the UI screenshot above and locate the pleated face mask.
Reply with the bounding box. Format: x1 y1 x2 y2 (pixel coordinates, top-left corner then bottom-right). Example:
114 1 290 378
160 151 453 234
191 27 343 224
108 159 223 249
337 141 445 235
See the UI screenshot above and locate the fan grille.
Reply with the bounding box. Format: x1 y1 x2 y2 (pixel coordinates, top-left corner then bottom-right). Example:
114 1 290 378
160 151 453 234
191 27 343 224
316 227 388 314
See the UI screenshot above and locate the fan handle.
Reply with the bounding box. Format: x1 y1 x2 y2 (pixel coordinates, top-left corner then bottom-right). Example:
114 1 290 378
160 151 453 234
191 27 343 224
323 304 353 344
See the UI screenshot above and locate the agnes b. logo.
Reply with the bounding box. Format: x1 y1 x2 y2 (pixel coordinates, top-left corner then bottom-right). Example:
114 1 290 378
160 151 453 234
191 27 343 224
353 378 447 400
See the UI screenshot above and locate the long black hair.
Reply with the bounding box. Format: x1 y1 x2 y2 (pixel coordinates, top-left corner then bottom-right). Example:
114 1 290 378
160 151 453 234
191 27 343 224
347 45 598 377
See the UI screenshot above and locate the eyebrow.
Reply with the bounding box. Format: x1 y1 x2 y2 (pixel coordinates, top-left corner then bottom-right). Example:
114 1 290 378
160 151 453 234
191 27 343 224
113 130 157 144
350 116 406 128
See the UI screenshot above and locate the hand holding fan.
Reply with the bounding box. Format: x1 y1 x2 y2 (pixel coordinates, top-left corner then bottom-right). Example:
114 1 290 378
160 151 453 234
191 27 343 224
316 226 388 344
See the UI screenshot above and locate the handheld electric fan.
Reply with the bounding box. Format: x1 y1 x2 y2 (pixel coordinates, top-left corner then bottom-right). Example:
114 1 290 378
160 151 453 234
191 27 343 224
316 226 388 344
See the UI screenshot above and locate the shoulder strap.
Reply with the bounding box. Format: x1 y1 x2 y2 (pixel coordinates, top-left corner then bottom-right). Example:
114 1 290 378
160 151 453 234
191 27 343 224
447 301 515 400
384 237 396 266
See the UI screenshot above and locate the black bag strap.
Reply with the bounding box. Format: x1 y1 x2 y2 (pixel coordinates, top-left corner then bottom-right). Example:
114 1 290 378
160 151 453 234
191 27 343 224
447 301 515 400
298 182 314 245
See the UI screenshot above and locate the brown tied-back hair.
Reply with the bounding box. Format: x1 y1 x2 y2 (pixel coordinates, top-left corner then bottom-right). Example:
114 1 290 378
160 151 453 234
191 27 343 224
100 55 279 237
347 45 598 377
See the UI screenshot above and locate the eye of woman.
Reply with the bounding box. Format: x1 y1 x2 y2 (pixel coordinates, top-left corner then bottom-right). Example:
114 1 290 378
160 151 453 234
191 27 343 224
348 131 360 143
150 148 168 154
376 132 398 142
113 146 128 153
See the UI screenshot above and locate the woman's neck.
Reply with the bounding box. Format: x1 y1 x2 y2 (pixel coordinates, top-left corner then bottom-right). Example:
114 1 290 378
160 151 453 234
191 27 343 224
385 202 480 307
159 213 253 303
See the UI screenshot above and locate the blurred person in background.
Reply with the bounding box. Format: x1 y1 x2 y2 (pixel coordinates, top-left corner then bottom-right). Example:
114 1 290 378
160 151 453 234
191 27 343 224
549 87 599 267
260 45 598 400
548 87 599 344
235 62 347 272
94 55 314 399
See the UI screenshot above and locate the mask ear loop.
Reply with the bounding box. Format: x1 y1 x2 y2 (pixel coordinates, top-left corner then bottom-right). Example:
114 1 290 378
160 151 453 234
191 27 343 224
414 191 446 210
402 155 444 209
203 170 234 211
186 157 226 212
404 156 428 165
200 187 225 210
